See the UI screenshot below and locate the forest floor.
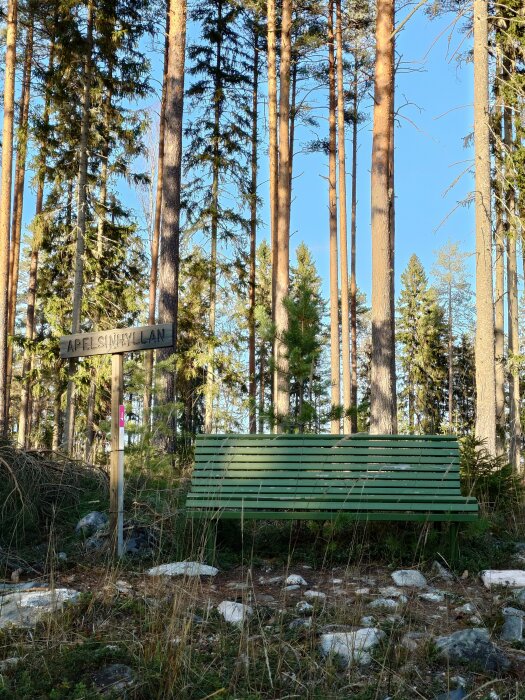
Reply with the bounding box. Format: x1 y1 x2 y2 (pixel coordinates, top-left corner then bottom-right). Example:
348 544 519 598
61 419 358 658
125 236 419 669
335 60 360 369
2 546 525 699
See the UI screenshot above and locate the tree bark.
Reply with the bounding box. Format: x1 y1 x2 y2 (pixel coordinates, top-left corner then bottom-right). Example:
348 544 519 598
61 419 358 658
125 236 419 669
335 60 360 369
504 102 521 472
204 0 224 434
328 0 340 434
273 0 292 432
473 0 496 455
63 0 94 453
248 26 259 434
350 56 358 434
18 39 55 448
336 0 351 434
370 0 397 434
7 19 33 409
268 0 278 325
144 10 169 433
158 0 187 454
0 0 18 435
493 58 505 450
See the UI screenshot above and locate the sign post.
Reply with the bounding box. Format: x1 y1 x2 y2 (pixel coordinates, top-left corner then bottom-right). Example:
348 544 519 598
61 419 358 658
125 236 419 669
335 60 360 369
60 323 174 556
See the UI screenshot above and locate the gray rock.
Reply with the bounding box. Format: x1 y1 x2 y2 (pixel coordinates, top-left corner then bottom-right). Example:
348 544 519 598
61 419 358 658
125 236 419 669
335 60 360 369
431 561 455 582
289 617 312 630
368 598 400 610
91 664 134 697
75 511 108 536
285 574 308 586
391 570 427 588
401 631 430 652
360 616 376 626
0 588 80 629
296 600 313 615
0 657 20 672
320 628 385 667
481 570 525 589
147 562 219 577
455 602 476 615
501 610 523 642
284 585 300 591
434 689 466 700
378 586 404 598
435 628 510 672
419 591 445 603
304 590 326 601
0 581 47 596
513 588 525 604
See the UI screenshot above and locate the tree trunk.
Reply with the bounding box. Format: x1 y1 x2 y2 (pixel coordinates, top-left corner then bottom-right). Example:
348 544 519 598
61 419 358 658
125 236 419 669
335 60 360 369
204 0 224 434
0 0 18 435
473 0 496 455
336 0 351 434
504 102 521 472
350 57 358 434
273 0 292 433
157 0 187 454
144 11 169 433
63 0 94 453
494 77 505 449
7 19 33 408
18 39 55 448
370 0 397 434
328 0 340 434
448 284 453 430
268 0 278 326
248 27 259 434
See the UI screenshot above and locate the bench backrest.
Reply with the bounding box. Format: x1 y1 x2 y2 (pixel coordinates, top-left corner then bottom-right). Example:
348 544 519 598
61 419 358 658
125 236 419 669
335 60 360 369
192 434 461 496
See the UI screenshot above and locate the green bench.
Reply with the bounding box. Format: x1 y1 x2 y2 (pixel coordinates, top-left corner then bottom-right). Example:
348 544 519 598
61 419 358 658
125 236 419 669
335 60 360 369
186 434 478 560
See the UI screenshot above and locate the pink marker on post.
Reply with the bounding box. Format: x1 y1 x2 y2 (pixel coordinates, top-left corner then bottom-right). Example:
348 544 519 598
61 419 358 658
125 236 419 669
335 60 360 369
119 405 125 450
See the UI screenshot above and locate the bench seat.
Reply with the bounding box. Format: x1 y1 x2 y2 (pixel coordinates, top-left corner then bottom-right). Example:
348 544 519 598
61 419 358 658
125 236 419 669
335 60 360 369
186 434 478 523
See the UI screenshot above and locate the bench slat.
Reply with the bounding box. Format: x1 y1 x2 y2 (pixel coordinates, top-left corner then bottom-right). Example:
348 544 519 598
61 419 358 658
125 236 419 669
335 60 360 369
195 454 459 466
192 469 460 481
187 510 478 522
186 497 477 512
191 486 462 496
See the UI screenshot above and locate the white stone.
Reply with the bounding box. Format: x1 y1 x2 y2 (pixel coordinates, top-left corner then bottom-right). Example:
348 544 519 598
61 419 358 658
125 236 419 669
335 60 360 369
284 585 300 591
146 562 219 577
391 570 427 588
455 602 476 615
285 574 308 586
217 600 253 625
481 570 525 589
368 598 399 610
355 587 370 595
296 600 313 614
379 586 404 598
304 590 326 601
0 589 80 629
360 616 375 626
419 591 445 603
320 628 385 666
331 578 343 585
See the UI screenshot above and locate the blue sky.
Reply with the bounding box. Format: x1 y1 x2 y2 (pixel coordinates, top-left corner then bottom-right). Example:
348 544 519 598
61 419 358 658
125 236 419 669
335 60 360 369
279 4 476 302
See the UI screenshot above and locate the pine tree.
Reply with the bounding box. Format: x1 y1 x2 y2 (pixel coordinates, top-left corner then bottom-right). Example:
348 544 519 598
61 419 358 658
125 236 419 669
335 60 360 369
284 243 325 432
397 255 447 434
184 0 251 434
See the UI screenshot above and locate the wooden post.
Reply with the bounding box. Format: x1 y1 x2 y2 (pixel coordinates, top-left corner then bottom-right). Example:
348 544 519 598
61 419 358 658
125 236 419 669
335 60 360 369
110 352 124 556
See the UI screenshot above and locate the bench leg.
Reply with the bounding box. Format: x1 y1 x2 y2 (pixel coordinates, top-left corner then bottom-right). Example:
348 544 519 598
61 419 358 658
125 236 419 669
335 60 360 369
448 523 459 566
202 520 218 565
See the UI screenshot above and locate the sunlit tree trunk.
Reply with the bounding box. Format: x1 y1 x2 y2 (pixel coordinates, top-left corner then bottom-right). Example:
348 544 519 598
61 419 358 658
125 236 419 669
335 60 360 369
248 28 259 434
158 0 187 454
63 0 94 453
473 0 496 455
328 0 340 434
0 0 18 436
336 0 351 433
370 0 397 434
7 19 33 409
273 0 292 432
350 56 358 434
144 11 169 433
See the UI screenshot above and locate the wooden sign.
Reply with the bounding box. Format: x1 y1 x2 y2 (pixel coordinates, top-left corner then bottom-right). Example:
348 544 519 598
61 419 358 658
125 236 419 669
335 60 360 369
60 323 173 359
59 321 174 558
